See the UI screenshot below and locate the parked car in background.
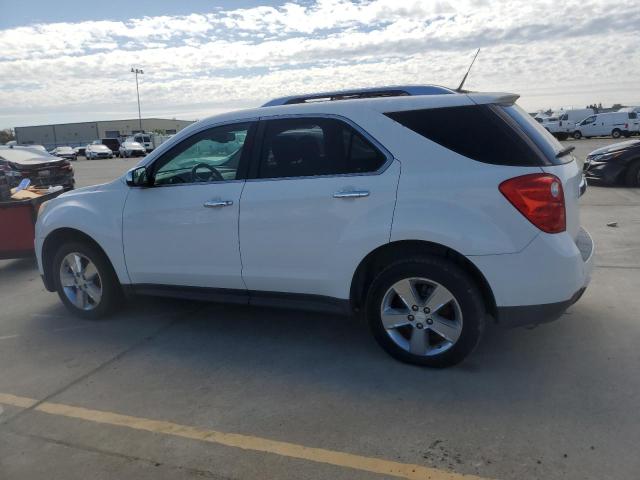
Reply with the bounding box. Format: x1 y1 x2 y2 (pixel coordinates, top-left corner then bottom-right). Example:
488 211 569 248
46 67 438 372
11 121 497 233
0 146 75 190
584 139 640 186
131 133 153 152
101 138 120 154
50 146 77 161
573 111 639 139
14 144 47 152
73 146 86 158
118 140 147 158
540 116 561 136
85 143 113 160
35 85 593 367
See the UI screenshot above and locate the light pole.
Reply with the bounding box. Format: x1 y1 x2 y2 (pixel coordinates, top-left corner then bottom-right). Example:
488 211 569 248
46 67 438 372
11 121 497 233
131 67 144 132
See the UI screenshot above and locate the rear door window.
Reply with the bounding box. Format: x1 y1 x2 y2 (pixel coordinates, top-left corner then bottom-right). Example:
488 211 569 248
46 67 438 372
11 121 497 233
256 118 386 179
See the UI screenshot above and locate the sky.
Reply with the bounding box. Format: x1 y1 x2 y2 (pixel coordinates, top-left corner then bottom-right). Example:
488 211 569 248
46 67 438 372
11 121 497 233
1 0 639 129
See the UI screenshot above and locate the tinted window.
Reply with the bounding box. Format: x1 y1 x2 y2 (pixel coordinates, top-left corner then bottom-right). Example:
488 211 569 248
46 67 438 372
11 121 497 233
385 105 545 166
257 118 385 179
629 112 637 119
152 123 251 185
582 116 596 124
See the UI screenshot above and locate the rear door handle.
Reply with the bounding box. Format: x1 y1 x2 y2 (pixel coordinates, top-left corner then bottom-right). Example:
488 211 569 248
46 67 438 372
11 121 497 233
333 190 370 199
203 200 233 208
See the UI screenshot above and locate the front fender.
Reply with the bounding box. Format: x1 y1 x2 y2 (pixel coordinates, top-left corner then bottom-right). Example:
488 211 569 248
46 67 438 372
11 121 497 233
36 180 130 285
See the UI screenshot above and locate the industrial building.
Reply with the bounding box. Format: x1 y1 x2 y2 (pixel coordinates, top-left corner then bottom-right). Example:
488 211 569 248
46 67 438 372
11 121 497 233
14 118 195 149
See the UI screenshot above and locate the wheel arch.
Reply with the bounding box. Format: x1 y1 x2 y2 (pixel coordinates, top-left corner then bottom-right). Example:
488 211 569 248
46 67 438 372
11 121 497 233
41 228 115 292
349 240 497 319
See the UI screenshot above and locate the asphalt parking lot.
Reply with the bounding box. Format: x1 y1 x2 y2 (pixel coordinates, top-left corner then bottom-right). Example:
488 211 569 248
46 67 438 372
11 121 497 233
1 138 639 480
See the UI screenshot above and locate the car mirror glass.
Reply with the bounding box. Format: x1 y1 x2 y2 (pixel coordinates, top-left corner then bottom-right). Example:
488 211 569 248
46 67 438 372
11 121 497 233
126 166 149 187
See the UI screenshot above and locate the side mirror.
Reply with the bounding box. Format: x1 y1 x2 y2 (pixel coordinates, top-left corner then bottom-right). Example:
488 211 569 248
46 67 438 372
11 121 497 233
125 166 149 187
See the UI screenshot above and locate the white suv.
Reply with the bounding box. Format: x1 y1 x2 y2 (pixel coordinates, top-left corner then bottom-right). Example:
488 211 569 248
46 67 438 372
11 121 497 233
35 86 594 367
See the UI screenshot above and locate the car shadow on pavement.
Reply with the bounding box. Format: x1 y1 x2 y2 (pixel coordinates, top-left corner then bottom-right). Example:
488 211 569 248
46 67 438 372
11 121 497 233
14 285 611 427
45 298 605 401
0 257 37 275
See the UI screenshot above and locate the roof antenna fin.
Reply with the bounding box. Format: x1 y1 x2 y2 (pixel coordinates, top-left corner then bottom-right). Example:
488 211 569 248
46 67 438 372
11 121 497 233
456 48 480 92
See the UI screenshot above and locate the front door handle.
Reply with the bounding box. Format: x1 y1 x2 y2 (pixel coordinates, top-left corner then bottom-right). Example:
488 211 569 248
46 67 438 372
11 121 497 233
203 200 233 208
333 190 370 199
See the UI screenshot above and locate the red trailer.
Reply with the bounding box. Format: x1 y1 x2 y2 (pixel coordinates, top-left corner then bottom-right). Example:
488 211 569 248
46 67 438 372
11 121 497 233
0 191 62 259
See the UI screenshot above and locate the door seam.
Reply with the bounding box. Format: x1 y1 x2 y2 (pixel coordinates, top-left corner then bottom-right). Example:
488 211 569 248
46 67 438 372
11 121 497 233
237 180 249 292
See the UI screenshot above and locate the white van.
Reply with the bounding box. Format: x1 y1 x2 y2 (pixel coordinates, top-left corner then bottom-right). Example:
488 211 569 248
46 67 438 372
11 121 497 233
130 133 153 152
573 111 639 139
543 109 595 139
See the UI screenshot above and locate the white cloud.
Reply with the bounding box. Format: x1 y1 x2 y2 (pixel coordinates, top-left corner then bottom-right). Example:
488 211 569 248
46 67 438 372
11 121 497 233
1 0 639 128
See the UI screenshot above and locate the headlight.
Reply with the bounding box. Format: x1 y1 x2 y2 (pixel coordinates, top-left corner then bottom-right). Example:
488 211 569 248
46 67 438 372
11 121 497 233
591 152 622 162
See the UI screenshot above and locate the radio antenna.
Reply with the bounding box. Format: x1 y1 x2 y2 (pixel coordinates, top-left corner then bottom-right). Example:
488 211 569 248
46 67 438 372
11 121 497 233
456 48 480 92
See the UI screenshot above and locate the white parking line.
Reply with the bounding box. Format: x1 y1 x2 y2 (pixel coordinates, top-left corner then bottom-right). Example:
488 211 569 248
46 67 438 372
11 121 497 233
51 325 96 333
0 334 21 341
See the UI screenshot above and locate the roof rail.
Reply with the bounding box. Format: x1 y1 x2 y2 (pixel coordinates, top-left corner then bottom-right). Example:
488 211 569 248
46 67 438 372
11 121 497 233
261 85 455 107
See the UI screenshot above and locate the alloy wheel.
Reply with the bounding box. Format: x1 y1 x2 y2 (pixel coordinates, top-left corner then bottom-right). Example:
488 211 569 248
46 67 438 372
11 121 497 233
59 252 103 310
380 277 463 356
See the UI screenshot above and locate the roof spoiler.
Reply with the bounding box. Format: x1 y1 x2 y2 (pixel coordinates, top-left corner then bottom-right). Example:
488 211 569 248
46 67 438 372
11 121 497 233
467 92 520 106
494 93 520 106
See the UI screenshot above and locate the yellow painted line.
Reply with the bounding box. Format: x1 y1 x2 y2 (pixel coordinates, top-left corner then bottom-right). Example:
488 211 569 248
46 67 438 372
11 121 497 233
0 393 38 408
0 393 492 480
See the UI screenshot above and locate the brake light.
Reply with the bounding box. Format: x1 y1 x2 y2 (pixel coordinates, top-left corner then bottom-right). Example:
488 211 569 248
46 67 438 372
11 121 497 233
499 173 566 233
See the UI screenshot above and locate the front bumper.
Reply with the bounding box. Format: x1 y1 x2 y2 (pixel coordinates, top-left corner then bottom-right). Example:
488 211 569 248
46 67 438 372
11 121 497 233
583 159 626 184
470 227 594 328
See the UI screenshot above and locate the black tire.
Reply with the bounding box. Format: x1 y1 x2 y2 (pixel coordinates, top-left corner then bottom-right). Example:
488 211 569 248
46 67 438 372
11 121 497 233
365 256 485 368
556 133 569 141
612 129 621 139
624 160 640 187
52 241 122 319
573 130 582 139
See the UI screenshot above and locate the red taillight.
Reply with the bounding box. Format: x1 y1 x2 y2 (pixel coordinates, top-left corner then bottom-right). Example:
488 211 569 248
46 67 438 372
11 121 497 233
499 173 566 234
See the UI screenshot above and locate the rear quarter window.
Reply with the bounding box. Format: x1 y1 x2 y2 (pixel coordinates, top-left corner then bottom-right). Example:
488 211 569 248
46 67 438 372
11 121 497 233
385 105 547 166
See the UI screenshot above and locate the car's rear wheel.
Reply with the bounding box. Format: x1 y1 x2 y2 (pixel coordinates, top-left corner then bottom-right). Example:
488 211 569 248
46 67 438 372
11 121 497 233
365 256 485 367
53 241 122 319
624 160 640 187
612 129 622 139
573 130 582 139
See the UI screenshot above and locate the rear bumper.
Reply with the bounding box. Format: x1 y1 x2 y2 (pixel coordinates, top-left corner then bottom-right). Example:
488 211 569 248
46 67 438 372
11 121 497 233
470 227 594 328
496 287 586 327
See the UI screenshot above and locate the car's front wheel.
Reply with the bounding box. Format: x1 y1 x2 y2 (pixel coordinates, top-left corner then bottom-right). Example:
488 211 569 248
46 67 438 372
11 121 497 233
52 241 122 319
366 256 485 368
612 129 622 139
573 130 582 139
